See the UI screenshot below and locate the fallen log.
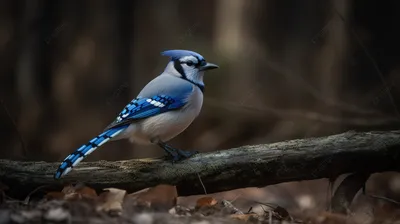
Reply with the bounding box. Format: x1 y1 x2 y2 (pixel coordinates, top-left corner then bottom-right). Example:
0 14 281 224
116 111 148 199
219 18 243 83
1 130 400 199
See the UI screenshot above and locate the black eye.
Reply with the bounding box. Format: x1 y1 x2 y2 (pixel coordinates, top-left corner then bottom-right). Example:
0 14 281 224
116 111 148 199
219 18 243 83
185 61 194 66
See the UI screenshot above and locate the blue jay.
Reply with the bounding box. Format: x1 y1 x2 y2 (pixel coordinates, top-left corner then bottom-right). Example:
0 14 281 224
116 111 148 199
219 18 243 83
54 50 218 179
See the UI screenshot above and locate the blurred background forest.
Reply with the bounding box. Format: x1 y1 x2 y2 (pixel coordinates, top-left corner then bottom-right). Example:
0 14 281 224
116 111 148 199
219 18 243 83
1 0 400 218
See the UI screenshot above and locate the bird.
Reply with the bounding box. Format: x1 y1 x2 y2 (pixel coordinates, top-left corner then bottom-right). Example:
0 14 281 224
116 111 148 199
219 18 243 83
54 49 219 179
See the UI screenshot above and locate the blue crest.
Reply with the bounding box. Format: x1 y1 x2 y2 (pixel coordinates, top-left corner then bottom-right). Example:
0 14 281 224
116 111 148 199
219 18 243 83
161 49 205 61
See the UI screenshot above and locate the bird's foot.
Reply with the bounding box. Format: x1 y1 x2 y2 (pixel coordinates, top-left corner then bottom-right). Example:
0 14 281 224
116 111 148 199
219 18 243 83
168 149 198 163
160 145 198 163
176 148 198 159
157 141 198 163
162 146 181 162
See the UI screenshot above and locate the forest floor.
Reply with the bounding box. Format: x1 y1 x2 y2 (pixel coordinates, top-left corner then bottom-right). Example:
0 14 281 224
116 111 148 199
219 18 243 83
1 182 400 224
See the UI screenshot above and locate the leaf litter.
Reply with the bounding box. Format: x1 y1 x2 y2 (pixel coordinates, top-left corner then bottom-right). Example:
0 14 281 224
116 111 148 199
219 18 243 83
1 181 399 224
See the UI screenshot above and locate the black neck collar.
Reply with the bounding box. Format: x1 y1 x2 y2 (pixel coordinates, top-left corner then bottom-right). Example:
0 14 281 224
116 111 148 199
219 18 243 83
173 60 205 93
183 77 204 93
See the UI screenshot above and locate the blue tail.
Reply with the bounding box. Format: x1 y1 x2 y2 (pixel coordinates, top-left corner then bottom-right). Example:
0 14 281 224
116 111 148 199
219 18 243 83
54 124 129 179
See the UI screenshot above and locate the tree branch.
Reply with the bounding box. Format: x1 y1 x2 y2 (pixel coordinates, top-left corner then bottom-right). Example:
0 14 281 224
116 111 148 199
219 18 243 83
1 130 400 198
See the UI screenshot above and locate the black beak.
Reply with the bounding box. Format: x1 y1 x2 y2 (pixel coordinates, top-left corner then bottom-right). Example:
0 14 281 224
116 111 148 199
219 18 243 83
199 62 219 71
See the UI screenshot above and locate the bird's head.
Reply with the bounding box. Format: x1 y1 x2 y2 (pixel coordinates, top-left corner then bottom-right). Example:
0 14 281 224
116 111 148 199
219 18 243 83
161 50 218 87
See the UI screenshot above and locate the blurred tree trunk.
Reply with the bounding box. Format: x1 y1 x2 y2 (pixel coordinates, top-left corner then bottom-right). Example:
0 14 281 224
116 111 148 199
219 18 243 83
214 0 262 102
16 0 52 160
313 0 349 133
211 0 267 148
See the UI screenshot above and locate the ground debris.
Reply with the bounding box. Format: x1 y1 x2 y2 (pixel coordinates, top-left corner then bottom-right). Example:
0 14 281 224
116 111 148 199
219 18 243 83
43 207 70 222
8 181 399 224
169 205 192 216
10 209 42 223
2 194 295 223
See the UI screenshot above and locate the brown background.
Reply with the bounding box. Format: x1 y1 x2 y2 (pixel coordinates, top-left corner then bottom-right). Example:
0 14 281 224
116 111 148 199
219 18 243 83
0 0 399 216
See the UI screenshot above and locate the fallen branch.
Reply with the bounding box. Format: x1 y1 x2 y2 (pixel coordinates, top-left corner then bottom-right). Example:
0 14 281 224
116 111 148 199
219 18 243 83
1 130 400 198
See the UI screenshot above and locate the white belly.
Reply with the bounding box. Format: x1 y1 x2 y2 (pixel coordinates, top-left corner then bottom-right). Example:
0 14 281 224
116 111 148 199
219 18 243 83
117 87 203 145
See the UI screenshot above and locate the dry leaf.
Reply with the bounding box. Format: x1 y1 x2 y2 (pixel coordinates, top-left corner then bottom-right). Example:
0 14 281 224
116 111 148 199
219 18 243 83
96 188 126 216
128 187 150 197
61 184 81 200
75 186 97 199
272 205 291 220
61 184 76 195
331 173 370 214
132 185 177 211
44 192 65 200
58 183 97 201
194 197 221 216
195 197 218 209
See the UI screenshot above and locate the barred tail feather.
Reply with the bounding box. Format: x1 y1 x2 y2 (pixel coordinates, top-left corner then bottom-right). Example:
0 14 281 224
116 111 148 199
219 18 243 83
54 124 129 179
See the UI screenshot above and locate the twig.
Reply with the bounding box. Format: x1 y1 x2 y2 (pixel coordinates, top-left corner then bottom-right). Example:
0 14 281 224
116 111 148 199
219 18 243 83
23 184 53 204
366 194 400 206
196 172 207 195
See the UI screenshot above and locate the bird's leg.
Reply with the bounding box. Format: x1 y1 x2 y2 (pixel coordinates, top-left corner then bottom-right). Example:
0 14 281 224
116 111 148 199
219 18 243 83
156 141 198 162
156 141 180 161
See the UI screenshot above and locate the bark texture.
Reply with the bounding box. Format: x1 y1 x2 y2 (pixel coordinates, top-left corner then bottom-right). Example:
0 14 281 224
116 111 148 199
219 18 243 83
1 130 400 198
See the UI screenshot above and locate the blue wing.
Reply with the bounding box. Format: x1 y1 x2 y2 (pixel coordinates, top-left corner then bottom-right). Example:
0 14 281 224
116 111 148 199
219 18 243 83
118 95 183 120
105 87 193 130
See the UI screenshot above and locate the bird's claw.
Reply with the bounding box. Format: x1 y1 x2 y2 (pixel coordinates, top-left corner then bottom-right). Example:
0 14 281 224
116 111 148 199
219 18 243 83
159 141 198 163
164 149 198 163
176 149 198 158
